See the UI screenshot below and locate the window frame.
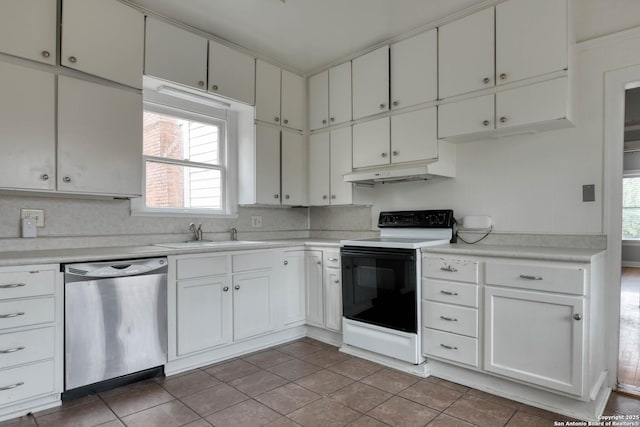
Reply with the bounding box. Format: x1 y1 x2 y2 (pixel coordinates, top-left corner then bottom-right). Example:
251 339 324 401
131 98 239 218
622 171 640 241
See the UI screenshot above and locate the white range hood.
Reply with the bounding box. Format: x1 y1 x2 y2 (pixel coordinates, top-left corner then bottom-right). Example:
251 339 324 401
343 163 452 184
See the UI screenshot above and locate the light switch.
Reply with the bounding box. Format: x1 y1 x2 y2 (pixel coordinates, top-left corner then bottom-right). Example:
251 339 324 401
582 185 595 202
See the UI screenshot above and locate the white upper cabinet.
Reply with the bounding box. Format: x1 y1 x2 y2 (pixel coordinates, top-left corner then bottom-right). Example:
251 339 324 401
145 17 208 90
281 130 307 205
352 46 389 120
308 132 330 205
308 62 352 130
308 128 352 206
57 76 142 196
438 94 495 139
254 124 281 205
390 107 438 164
329 127 353 205
496 0 567 85
352 117 390 169
62 0 144 89
391 29 437 109
439 7 495 99
0 62 55 191
0 0 56 65
255 60 282 125
208 40 255 105
281 70 305 130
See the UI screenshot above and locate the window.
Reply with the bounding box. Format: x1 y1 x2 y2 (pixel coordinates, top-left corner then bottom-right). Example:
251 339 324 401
623 176 640 239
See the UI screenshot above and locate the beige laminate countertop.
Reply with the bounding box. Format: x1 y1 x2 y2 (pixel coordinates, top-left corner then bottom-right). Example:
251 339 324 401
0 238 340 267
422 244 605 263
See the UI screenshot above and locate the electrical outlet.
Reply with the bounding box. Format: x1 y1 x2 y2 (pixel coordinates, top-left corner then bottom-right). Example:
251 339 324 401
21 209 45 227
251 215 263 228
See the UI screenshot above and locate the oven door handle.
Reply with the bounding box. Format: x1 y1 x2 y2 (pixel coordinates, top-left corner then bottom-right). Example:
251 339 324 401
340 249 415 261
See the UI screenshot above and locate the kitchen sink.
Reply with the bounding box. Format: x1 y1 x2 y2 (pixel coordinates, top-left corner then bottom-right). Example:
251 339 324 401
152 240 265 249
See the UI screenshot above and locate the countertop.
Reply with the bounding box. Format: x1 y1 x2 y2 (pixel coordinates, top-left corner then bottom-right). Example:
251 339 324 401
0 238 341 267
421 244 605 263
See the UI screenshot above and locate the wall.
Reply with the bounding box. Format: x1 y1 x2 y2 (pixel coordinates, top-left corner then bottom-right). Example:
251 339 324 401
0 193 309 252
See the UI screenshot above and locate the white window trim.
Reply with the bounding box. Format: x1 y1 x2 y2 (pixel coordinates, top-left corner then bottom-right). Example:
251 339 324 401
131 99 239 218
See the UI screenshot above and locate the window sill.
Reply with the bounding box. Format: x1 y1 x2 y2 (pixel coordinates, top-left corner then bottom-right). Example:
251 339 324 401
130 208 239 219
622 239 640 246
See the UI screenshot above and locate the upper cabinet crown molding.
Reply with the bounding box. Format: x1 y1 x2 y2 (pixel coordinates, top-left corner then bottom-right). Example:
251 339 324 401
0 0 57 65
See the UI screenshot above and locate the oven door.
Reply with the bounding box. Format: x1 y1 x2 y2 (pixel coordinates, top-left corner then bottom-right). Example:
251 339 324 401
341 246 417 333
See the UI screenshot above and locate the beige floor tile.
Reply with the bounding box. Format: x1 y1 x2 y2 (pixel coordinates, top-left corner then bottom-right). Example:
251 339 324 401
243 349 295 368
328 358 384 380
360 368 420 394
505 411 557 427
367 396 438 427
444 395 517 427
229 369 289 397
426 413 477 427
330 382 392 413
160 369 221 398
120 400 200 427
295 369 354 395
204 358 261 382
256 382 321 414
399 380 462 411
466 389 521 409
268 358 322 380
181 383 248 417
205 399 281 426
347 415 390 426
99 381 174 418
278 341 325 358
299 348 352 368
288 397 360 426
35 400 117 427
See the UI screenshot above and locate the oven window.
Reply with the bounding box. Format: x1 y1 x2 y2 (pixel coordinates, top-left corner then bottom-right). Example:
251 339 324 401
341 248 417 333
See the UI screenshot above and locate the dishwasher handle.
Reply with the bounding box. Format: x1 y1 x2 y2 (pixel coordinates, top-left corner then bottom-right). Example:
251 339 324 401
64 257 168 281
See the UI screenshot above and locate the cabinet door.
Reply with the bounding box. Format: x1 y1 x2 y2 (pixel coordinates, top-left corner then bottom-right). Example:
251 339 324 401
57 76 142 196
391 29 437 109
308 132 330 206
324 268 343 332
305 251 324 328
329 62 352 125
496 0 567 85
256 60 282 125
439 8 494 99
62 0 144 89
352 117 390 168
308 71 329 131
0 0 56 65
282 251 306 325
281 70 305 130
438 94 494 139
233 272 273 341
177 276 231 355
329 127 353 205
391 107 437 164
281 131 307 205
352 46 389 120
145 18 208 90
255 125 281 205
485 286 585 396
208 40 255 105
0 62 55 191
496 77 568 130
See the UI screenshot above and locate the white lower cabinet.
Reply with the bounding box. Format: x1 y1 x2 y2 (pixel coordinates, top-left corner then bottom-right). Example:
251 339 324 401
304 248 342 334
305 251 324 328
281 251 307 326
324 267 342 333
232 272 272 341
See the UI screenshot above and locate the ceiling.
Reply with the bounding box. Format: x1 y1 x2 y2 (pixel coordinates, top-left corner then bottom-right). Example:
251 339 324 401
129 0 487 74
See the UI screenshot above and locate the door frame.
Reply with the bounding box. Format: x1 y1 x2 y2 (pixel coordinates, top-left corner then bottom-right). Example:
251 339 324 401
603 64 640 388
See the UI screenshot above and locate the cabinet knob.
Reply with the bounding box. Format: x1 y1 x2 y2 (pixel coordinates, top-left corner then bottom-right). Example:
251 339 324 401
283 119 289 124
483 120 490 127
317 261 321 265
573 313 582 321
381 152 388 158
331 195 336 199
223 286 229 292
499 73 508 80
322 195 328 200
234 285 240 290
212 84 218 91
483 77 490 84
284 260 288 266
274 194 279 199
41 50 50 58
379 103 386 109
322 119 327 125
68 56 77 63
392 101 399 107
63 176 71 183
285 194 290 199
330 117 335 122
392 151 399 156
198 81 205 87
500 116 508 123
40 174 49 181
274 117 280 122
334 280 340 284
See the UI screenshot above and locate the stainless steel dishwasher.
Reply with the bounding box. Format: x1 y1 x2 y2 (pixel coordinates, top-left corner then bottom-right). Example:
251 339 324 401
64 258 168 393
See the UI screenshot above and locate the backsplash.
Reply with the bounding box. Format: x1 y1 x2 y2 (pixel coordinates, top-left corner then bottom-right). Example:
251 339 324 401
0 194 309 251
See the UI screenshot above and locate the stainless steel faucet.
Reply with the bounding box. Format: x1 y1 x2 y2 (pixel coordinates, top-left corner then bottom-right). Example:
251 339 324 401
230 227 238 241
189 223 203 241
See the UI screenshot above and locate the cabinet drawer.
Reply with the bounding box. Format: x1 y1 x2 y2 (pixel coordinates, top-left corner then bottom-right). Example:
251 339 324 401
422 301 477 337
423 279 478 307
0 297 54 330
324 250 341 268
423 328 478 367
0 360 55 406
423 257 478 283
486 261 585 295
177 256 227 280
0 270 55 300
233 252 274 273
0 327 54 369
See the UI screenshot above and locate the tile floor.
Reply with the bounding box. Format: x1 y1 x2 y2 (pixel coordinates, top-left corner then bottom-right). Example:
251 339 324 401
620 267 640 388
2 338 640 427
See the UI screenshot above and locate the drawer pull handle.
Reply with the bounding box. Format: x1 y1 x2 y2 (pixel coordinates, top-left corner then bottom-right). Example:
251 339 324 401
440 344 458 350
519 274 542 281
0 312 25 319
440 316 458 322
0 283 26 289
440 290 458 296
328 258 338 262
0 382 24 391
0 346 25 354
440 266 458 272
